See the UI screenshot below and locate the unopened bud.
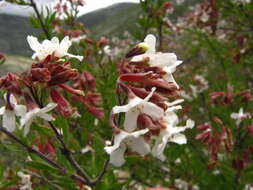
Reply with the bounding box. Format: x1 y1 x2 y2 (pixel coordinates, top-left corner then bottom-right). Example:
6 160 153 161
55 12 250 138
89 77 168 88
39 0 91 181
125 42 149 58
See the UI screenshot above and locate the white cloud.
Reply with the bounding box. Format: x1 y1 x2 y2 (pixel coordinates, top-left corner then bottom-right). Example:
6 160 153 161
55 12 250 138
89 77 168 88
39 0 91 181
79 0 139 15
0 0 139 16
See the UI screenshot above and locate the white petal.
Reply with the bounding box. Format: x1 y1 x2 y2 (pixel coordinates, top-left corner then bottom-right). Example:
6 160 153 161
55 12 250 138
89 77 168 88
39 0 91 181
186 119 195 129
150 53 182 68
163 73 179 89
144 34 156 53
65 53 84 62
0 106 5 115
128 137 150 155
166 105 182 112
166 99 184 107
38 113 55 121
40 103 57 113
123 109 140 132
27 35 41 52
108 145 126 167
104 129 149 154
23 121 32 136
164 111 179 126
231 113 239 119
3 110 16 132
112 97 142 114
20 109 39 127
151 132 169 161
14 105 27 117
142 102 164 120
169 134 187 144
51 37 59 44
131 54 148 62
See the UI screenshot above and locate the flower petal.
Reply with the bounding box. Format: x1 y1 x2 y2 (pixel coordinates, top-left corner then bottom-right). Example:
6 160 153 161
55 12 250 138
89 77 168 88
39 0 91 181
65 53 84 62
3 110 16 132
27 35 42 52
20 109 39 127
112 97 142 114
108 145 126 167
14 105 27 117
104 129 149 155
142 102 164 120
0 106 5 115
38 113 55 121
40 103 57 113
123 109 140 132
169 134 187 144
144 34 156 53
128 137 150 155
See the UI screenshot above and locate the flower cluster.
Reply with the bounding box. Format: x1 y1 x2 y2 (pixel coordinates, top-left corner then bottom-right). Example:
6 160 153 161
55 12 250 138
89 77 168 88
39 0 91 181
0 35 103 136
105 34 194 166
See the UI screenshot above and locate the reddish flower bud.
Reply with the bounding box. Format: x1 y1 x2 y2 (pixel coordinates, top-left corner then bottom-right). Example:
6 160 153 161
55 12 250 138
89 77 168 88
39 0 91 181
31 68 51 83
163 2 172 9
49 68 78 86
120 72 153 82
236 90 252 102
85 92 102 106
195 131 211 144
85 38 94 45
50 89 76 118
137 114 160 130
87 106 104 119
247 125 253 136
197 124 211 131
58 84 84 96
81 71 96 90
97 37 109 48
0 73 22 95
0 53 5 60
125 43 149 58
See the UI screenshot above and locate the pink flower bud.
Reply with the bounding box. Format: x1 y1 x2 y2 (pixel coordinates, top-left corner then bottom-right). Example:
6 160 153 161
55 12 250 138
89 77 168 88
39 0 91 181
50 89 76 118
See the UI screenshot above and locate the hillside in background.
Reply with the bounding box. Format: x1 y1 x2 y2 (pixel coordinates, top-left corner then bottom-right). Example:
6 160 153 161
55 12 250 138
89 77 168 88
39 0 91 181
0 3 139 56
0 14 39 56
78 3 138 28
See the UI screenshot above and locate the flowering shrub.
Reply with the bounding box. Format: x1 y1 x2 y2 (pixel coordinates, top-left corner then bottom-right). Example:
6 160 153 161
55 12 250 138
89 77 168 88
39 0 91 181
0 0 253 189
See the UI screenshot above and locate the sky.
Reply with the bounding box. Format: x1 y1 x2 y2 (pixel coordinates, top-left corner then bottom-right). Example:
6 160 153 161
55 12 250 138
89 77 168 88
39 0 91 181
0 0 139 16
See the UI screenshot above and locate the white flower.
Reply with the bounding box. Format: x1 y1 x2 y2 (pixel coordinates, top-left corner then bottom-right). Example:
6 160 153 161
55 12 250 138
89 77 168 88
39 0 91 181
152 110 194 161
17 171 33 190
131 34 182 88
70 35 86 43
200 12 210 23
176 0 185 5
104 128 150 167
231 108 251 126
20 103 57 136
27 36 83 61
103 45 112 56
0 94 26 132
112 88 164 132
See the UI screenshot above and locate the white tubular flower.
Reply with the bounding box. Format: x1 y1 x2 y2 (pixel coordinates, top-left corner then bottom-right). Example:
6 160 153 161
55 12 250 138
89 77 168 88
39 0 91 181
104 128 150 167
131 34 182 88
112 88 164 132
231 108 251 126
0 94 26 132
27 36 83 62
17 171 33 190
152 111 194 161
20 103 57 136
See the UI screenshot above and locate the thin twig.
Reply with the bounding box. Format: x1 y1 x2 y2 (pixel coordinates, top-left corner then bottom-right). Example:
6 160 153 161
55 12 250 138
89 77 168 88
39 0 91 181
29 0 51 39
92 158 110 184
0 126 90 185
